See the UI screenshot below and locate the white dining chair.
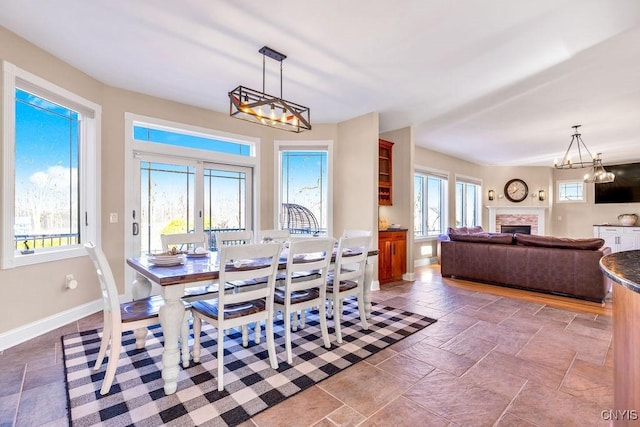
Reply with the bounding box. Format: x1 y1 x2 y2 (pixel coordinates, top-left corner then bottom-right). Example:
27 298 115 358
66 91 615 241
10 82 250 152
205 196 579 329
191 242 282 391
84 242 190 395
161 232 209 253
274 237 333 364
327 235 371 343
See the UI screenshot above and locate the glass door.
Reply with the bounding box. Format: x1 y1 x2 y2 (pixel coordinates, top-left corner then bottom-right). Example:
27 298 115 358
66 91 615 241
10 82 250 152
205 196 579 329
131 156 253 256
203 163 252 248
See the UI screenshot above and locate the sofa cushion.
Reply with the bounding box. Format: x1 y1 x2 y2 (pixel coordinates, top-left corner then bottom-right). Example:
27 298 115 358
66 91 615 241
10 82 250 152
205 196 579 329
514 233 605 250
448 226 484 235
449 232 514 245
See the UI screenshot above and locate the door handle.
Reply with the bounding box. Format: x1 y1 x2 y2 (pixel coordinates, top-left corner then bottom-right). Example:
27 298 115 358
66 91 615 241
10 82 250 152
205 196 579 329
133 222 139 236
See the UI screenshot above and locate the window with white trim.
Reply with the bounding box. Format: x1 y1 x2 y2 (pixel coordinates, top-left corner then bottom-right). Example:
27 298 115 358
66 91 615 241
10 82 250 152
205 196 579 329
557 180 586 203
455 177 481 227
2 61 100 269
275 141 333 236
414 170 447 237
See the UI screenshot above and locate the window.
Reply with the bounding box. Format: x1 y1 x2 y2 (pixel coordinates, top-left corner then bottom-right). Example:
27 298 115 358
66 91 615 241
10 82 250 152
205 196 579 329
276 142 333 236
557 180 586 203
414 170 447 237
455 177 481 227
133 125 252 156
2 61 100 268
127 115 256 256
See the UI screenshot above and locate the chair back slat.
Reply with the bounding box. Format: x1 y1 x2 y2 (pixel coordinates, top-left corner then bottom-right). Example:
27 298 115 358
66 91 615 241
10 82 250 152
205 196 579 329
84 242 121 323
214 230 254 249
334 235 371 282
285 238 334 292
218 243 281 305
160 232 208 253
257 229 290 244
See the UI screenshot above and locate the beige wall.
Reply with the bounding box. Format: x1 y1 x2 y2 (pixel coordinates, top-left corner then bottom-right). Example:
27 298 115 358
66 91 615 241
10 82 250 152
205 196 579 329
481 166 553 233
335 112 379 238
552 168 640 237
1 27 105 333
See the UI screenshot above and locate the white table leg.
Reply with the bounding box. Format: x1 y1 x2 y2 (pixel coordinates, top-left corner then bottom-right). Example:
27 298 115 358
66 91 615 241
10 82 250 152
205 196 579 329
363 257 374 319
132 273 152 347
132 273 152 299
159 284 185 395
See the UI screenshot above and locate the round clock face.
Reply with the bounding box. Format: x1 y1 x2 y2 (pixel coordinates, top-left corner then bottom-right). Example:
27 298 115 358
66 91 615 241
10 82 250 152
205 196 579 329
504 179 529 202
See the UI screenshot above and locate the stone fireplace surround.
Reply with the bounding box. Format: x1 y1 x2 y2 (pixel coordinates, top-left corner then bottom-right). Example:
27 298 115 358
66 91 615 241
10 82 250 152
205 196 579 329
486 206 547 235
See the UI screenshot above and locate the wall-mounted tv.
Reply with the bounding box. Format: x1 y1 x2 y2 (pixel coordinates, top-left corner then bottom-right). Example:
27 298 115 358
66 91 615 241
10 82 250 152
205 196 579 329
595 162 640 204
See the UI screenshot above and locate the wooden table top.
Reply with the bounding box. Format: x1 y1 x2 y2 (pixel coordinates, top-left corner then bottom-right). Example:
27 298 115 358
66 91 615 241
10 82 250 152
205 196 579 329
127 248 378 286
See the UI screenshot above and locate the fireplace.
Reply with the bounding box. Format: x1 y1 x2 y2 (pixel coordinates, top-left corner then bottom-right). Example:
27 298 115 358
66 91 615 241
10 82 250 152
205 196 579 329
501 225 531 234
486 207 546 235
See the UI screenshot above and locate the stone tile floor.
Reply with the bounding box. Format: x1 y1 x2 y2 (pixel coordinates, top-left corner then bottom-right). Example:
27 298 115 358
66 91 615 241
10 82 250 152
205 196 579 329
0 265 614 426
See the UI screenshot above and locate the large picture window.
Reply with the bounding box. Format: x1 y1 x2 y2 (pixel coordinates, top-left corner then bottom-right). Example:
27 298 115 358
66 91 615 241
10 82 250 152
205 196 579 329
455 177 481 227
414 170 447 237
2 61 100 268
275 142 333 236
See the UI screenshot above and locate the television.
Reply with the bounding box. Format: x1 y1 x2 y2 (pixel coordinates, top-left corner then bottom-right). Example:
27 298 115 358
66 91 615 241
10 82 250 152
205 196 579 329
595 162 640 204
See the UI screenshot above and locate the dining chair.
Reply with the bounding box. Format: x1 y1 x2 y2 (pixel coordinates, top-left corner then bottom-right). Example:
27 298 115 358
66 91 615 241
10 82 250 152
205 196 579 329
191 242 282 391
273 237 333 364
84 242 190 395
257 229 290 244
327 235 372 343
214 230 253 249
160 232 231 302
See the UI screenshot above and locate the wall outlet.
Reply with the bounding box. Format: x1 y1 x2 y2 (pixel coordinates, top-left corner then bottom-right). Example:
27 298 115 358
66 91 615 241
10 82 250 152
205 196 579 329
109 213 118 223
558 215 562 221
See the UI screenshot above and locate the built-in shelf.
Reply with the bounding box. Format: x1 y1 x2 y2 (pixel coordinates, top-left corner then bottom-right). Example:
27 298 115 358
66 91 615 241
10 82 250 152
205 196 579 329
379 139 393 205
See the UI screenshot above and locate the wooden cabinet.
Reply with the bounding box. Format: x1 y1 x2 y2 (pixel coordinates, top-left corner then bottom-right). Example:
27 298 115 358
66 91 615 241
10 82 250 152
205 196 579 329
378 230 407 284
593 226 640 252
378 139 393 205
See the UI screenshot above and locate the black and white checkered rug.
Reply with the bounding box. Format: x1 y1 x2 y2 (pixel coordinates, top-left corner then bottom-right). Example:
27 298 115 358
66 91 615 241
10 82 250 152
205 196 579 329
62 299 436 426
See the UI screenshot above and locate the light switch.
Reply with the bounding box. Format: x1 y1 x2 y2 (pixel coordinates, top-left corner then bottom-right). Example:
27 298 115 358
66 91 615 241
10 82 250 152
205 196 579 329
109 213 118 223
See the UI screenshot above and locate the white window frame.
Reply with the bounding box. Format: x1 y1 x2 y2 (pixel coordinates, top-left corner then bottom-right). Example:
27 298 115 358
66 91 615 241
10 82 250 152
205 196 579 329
274 140 334 237
414 166 449 240
455 174 483 227
556 179 586 203
123 113 260 283
2 61 100 269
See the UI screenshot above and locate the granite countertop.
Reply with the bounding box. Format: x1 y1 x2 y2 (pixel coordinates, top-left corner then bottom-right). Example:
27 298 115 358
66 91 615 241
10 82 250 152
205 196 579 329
593 224 639 227
599 250 640 294
379 228 408 232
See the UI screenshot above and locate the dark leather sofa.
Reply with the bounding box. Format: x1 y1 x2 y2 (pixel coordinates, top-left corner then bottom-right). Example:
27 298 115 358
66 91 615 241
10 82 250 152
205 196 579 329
440 229 611 303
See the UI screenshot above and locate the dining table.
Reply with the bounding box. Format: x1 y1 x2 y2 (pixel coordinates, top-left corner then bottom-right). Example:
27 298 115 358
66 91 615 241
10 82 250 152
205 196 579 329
126 246 379 395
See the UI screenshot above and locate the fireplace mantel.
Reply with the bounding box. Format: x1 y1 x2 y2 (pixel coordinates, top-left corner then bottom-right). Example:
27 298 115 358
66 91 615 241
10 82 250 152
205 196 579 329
485 206 547 235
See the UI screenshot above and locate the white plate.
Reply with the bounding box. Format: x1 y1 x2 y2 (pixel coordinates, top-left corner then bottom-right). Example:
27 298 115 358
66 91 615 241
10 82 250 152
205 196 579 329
148 254 184 266
186 252 209 258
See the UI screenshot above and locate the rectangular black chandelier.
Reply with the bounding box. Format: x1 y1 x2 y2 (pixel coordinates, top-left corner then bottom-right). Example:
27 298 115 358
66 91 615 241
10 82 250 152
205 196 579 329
229 46 311 133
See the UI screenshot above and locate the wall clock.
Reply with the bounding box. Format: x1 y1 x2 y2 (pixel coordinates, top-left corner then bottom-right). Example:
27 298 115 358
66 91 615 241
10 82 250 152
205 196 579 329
504 178 529 202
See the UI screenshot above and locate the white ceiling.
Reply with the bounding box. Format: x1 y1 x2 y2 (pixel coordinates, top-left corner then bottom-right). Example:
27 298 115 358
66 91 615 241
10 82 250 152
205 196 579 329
2 0 640 166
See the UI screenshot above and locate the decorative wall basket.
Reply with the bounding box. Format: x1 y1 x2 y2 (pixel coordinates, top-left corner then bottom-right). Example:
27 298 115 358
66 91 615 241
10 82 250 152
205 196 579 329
618 213 638 226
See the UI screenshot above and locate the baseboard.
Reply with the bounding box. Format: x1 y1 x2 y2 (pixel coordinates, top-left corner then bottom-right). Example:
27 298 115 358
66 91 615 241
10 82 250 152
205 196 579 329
414 257 437 268
370 279 380 291
0 299 103 351
402 272 415 281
